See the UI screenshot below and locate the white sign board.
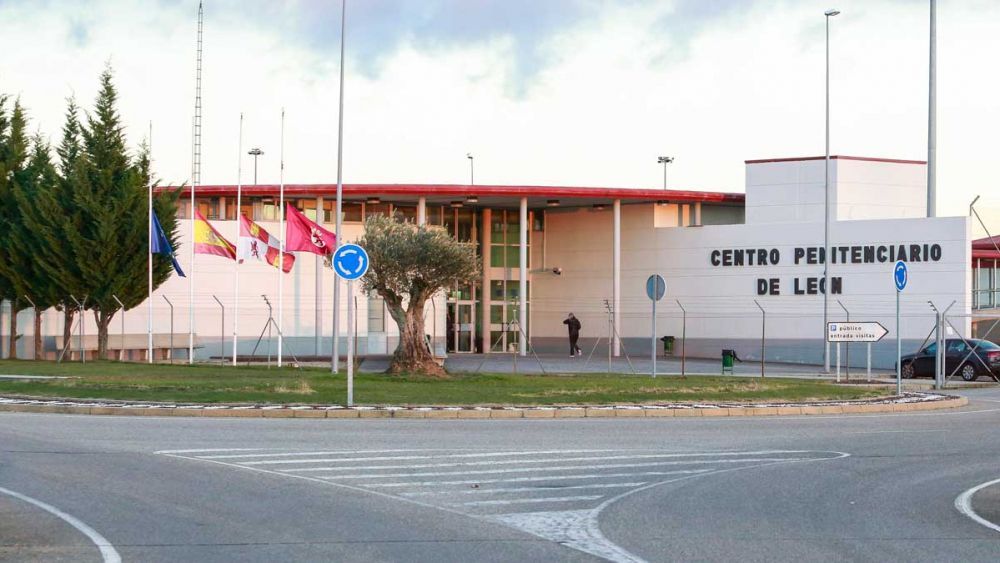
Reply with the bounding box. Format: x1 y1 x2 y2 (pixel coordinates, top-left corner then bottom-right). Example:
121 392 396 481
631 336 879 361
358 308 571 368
827 322 889 343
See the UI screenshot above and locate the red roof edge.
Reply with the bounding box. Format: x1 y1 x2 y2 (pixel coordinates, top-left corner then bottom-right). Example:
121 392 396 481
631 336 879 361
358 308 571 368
744 155 927 165
159 183 746 204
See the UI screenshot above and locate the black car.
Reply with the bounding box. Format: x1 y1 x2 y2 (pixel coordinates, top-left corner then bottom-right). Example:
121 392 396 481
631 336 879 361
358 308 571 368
898 338 1000 381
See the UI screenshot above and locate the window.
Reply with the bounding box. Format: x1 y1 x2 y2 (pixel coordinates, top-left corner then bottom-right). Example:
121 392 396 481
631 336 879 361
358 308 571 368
323 201 362 223
365 203 389 218
393 204 417 223
368 296 385 332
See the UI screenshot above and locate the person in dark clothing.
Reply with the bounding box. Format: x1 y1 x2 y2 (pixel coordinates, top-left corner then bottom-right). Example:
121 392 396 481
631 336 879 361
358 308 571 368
563 313 582 357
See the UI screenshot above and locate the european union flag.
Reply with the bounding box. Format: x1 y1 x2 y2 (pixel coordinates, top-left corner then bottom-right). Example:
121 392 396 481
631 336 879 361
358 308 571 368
151 210 186 277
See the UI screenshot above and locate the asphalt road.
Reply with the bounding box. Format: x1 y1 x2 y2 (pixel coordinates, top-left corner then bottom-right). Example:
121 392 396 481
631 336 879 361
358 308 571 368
1 388 999 562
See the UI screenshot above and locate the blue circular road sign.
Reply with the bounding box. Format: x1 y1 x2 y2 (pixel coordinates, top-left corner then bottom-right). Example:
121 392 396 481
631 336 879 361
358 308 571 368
646 274 666 301
893 260 908 292
333 244 369 280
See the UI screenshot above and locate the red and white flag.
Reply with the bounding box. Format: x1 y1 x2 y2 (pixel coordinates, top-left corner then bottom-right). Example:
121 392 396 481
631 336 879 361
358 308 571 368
237 215 295 273
285 203 336 255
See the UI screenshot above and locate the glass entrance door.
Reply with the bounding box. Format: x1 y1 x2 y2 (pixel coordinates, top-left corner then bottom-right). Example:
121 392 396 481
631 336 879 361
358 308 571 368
448 302 475 353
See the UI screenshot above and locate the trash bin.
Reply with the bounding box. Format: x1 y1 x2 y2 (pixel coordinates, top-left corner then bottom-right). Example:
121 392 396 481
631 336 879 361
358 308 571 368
661 336 675 356
722 349 736 374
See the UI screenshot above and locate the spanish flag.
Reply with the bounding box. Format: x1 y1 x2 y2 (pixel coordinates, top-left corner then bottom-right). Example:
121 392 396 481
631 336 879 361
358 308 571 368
193 210 236 260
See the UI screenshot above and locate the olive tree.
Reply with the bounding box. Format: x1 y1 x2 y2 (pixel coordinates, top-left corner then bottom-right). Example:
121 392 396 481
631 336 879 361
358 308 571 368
358 215 479 376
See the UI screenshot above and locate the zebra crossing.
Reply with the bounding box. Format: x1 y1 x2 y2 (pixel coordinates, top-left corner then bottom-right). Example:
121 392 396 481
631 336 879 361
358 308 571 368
156 448 843 516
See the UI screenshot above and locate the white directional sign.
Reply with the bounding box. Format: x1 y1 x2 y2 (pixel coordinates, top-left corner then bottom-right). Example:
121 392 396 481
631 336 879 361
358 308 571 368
827 321 889 343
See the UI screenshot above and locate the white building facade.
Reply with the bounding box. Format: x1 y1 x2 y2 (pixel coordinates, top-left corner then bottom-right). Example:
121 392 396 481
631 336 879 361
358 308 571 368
0 155 977 369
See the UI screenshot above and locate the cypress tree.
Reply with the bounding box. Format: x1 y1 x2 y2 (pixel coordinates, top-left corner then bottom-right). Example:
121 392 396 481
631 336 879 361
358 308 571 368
3 135 61 358
0 98 30 358
62 66 180 359
17 98 90 358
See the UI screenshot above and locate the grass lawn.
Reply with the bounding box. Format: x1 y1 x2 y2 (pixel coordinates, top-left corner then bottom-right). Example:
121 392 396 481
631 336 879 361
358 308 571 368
0 360 888 406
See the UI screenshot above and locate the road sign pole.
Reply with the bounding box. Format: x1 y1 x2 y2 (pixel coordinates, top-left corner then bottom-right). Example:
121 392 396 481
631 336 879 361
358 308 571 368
866 342 871 382
836 343 841 383
651 295 656 379
893 260 907 396
346 279 354 406
896 290 903 395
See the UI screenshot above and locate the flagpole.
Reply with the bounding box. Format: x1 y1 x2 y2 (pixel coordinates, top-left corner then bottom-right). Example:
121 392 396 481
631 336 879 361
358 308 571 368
148 121 154 364
332 0 346 374
233 113 243 366
278 108 285 368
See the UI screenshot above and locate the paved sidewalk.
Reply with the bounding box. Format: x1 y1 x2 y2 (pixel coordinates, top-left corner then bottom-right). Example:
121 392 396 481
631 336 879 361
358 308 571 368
357 353 894 380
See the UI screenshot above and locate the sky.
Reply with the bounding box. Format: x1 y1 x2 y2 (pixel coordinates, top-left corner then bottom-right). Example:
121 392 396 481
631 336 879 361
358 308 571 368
1 0 999 228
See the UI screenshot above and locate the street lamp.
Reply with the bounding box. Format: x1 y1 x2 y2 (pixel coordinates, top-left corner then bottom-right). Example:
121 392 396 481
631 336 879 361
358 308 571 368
657 156 674 190
823 8 839 374
467 153 474 186
247 147 264 185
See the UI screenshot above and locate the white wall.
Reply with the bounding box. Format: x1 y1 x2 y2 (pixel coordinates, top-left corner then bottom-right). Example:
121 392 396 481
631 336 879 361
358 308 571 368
533 201 970 367
745 158 927 225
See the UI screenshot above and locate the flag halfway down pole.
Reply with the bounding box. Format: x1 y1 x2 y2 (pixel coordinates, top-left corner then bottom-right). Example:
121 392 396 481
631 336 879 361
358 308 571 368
238 215 295 273
151 210 187 277
285 203 336 255
193 210 237 260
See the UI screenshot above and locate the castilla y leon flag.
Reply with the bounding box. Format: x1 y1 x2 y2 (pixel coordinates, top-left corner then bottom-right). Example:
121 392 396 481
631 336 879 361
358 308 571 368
285 203 336 255
237 215 295 273
193 210 237 260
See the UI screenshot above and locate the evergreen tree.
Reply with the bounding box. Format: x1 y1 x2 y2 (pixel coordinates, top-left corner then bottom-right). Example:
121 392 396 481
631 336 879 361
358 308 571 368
2 135 62 358
61 66 180 359
0 98 30 358
18 98 89 358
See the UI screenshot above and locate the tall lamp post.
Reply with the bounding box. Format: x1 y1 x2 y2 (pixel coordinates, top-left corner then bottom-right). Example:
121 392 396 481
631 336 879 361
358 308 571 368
823 8 839 374
248 147 263 185
657 156 674 190
467 153 474 185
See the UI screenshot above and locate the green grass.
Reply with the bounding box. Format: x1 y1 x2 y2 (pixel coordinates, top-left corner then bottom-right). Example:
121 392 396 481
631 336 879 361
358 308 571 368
0 360 887 406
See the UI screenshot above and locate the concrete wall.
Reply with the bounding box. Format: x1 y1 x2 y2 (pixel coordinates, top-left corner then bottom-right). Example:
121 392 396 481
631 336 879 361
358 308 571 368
745 157 927 225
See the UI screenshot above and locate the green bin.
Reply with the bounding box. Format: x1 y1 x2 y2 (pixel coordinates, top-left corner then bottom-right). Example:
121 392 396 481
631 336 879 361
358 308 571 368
661 336 675 356
721 349 736 374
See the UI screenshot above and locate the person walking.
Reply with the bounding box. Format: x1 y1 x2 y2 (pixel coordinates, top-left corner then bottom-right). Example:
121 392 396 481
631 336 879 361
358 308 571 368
563 313 582 357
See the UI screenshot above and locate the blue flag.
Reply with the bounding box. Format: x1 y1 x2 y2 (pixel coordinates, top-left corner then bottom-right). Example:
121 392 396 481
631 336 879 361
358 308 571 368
151 210 186 277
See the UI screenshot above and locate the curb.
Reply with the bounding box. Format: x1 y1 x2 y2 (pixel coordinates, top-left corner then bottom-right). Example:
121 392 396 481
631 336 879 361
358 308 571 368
0 394 968 419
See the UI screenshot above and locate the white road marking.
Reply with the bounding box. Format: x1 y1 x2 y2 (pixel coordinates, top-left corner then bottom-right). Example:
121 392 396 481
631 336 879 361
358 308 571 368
364 469 713 488
157 448 849 563
845 429 949 435
153 448 267 454
458 495 604 507
0 485 121 563
401 482 646 496
300 457 809 479
955 476 1000 534
199 448 619 460
248 449 810 468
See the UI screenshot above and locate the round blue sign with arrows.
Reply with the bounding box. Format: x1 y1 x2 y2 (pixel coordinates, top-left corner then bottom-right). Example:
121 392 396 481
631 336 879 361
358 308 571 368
333 244 369 280
893 260 907 292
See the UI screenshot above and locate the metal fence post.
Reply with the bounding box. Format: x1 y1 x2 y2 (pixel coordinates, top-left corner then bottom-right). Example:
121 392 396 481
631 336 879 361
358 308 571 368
113 295 125 361
676 300 686 377
213 295 225 365
163 296 174 363
754 300 765 379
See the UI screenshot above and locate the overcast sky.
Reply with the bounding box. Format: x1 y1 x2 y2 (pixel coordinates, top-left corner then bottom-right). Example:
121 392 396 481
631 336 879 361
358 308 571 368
1 0 999 224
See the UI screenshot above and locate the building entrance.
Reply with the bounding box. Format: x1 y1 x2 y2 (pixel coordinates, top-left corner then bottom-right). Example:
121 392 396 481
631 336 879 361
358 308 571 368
447 301 476 353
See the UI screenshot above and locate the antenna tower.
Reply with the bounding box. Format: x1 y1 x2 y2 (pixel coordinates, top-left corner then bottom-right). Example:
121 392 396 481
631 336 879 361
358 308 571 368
192 1 204 185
